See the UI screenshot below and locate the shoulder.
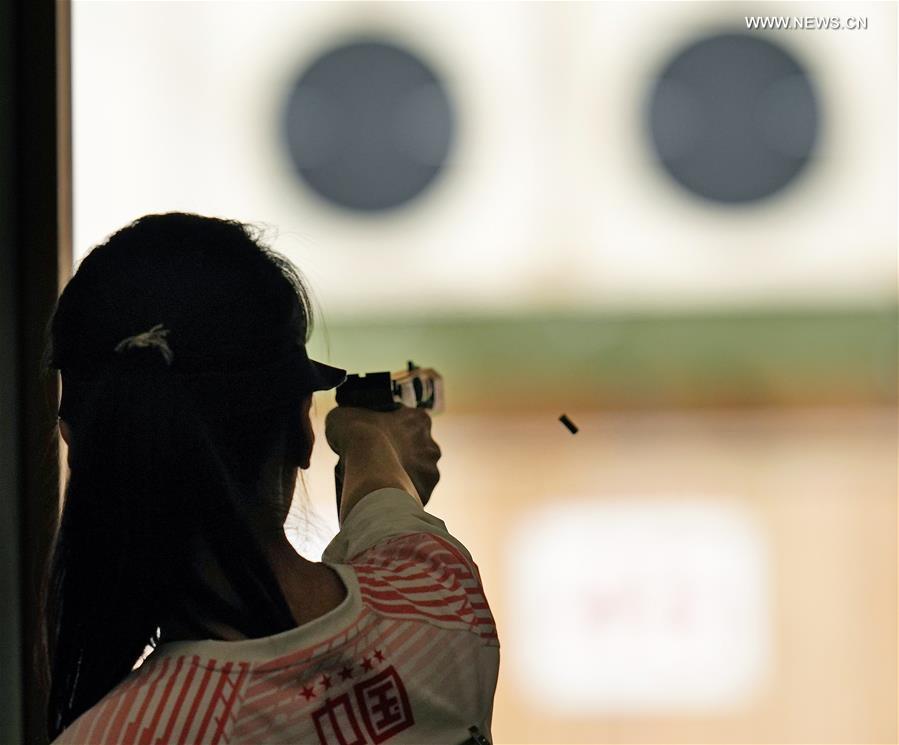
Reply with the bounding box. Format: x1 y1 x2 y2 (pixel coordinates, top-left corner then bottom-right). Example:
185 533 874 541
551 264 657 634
51 661 158 744
54 654 252 745
322 487 498 643
349 531 498 643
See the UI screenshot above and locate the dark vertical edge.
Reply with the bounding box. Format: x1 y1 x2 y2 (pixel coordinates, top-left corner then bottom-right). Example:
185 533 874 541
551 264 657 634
0 0 23 738
14 0 66 742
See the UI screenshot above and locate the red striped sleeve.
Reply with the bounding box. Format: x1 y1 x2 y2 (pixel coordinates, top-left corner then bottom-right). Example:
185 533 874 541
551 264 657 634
350 532 498 642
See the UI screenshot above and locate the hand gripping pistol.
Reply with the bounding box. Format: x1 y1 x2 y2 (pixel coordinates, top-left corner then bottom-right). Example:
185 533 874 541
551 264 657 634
333 361 444 513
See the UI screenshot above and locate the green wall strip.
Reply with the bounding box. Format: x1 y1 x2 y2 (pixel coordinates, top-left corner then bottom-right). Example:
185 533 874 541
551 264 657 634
308 306 897 410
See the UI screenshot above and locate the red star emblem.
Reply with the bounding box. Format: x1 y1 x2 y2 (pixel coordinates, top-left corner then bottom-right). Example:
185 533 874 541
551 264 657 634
361 656 373 671
374 649 385 662
319 674 332 690
339 665 354 680
300 684 316 701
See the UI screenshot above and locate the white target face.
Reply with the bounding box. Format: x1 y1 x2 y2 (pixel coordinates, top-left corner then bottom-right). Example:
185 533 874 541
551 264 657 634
506 498 771 713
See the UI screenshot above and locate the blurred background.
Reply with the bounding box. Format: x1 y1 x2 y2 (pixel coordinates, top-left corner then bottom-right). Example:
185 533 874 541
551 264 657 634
69 1 895 742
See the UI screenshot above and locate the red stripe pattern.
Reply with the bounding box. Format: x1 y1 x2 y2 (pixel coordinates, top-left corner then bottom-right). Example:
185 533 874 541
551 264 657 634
53 532 499 744
352 532 499 643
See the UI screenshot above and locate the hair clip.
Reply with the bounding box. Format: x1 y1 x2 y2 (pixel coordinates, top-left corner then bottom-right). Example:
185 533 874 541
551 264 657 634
114 323 174 365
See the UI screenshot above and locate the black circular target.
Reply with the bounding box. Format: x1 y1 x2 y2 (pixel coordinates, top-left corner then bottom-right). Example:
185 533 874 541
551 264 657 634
648 33 820 203
283 40 455 212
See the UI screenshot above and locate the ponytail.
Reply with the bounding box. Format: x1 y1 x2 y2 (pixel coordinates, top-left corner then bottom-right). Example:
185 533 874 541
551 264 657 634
46 348 296 738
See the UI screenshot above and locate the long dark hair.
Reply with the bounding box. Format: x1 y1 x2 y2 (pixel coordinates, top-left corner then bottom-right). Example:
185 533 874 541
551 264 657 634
42 213 318 739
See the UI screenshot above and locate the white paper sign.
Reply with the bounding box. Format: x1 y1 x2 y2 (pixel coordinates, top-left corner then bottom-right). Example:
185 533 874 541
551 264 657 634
506 498 770 714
